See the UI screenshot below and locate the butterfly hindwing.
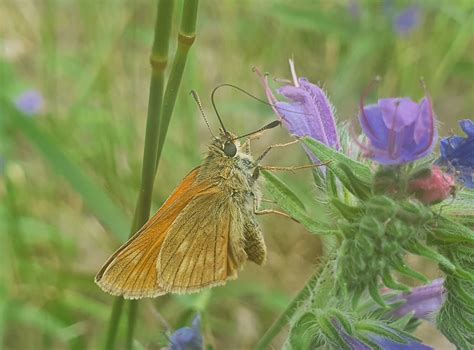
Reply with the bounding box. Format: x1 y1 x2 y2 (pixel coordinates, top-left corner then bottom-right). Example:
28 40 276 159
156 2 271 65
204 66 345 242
157 190 248 293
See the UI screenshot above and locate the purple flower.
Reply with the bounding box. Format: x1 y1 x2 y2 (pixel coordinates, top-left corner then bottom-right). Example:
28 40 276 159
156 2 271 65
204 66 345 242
348 0 361 20
169 315 203 350
371 335 433 350
255 60 340 162
390 279 445 321
439 119 474 189
358 95 437 165
336 321 433 350
394 6 422 36
15 90 44 116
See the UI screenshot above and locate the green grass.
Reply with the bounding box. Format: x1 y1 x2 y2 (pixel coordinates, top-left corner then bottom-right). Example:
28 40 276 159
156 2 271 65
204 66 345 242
0 0 472 348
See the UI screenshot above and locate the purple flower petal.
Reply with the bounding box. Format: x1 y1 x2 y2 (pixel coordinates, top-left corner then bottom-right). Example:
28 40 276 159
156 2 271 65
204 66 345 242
299 79 340 150
439 119 474 188
358 96 437 165
460 119 474 137
15 90 44 116
379 98 419 131
371 335 433 350
335 320 433 350
390 279 445 321
255 60 340 164
169 315 203 350
277 80 339 149
360 104 390 150
340 331 371 350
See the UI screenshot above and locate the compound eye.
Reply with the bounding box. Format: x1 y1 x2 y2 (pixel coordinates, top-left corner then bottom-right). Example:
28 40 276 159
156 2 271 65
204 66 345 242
223 141 237 157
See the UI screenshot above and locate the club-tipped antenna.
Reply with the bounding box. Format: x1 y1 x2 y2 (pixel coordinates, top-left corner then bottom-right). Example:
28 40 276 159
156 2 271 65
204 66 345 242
190 90 216 139
211 82 323 119
232 120 281 141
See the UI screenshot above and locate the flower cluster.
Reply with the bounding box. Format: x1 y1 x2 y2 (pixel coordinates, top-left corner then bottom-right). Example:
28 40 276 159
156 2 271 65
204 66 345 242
256 60 473 349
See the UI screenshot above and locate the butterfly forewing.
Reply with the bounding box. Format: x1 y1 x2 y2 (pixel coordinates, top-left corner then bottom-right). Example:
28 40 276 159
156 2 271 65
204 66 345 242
95 167 213 299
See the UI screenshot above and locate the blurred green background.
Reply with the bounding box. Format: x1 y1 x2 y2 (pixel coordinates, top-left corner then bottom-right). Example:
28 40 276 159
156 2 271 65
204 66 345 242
0 0 472 349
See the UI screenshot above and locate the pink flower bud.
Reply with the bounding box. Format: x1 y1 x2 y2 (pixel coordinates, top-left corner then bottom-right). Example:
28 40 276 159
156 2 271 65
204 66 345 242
408 166 455 204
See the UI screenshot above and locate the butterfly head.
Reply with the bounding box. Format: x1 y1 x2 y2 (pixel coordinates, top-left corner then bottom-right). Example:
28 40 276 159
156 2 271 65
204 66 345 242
214 129 239 158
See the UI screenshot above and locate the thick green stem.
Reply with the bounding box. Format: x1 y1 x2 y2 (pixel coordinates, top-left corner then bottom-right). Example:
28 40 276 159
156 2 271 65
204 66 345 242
104 1 174 349
255 269 321 350
155 0 199 171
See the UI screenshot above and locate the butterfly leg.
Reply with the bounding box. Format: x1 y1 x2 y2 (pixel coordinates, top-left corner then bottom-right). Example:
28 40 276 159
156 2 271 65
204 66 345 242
242 131 266 153
253 195 292 219
255 139 299 162
260 163 327 173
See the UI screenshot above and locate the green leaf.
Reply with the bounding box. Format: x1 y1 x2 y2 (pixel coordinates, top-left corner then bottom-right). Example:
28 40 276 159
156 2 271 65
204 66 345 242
428 216 474 244
287 312 319 349
437 298 474 348
406 241 456 273
261 170 305 211
368 283 388 308
339 162 372 200
382 273 410 292
331 198 362 221
326 308 354 335
394 262 429 284
317 313 352 350
261 170 335 235
0 98 129 241
356 321 412 344
301 137 372 199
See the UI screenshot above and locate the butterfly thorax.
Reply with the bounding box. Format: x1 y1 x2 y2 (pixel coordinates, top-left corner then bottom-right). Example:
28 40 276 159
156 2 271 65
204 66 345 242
199 135 259 201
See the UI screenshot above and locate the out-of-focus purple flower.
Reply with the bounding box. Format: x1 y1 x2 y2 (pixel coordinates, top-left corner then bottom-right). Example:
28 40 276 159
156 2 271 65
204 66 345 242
348 0 361 20
439 119 474 189
335 321 433 350
358 95 437 165
394 6 422 36
255 60 340 162
15 90 44 116
389 279 445 321
169 315 203 350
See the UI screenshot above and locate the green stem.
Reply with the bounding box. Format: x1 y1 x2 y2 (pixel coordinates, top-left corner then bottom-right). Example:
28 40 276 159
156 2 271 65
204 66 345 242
104 1 174 349
255 269 320 350
104 298 124 350
155 0 200 171
126 301 139 350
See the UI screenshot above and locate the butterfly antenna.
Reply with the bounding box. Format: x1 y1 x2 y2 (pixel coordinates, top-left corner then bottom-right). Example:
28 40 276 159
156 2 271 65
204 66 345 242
232 120 281 140
210 85 230 136
211 82 318 119
212 83 278 115
190 90 216 139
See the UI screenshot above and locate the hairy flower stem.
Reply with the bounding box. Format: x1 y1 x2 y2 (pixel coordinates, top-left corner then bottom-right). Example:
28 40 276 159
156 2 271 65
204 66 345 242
155 0 199 172
256 269 321 350
103 1 174 349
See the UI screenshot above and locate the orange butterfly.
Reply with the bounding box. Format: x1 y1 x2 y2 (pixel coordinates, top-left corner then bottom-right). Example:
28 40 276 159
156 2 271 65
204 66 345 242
95 118 283 299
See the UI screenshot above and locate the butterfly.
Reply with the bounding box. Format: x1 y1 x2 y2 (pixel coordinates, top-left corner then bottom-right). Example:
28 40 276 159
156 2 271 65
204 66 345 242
95 116 282 299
